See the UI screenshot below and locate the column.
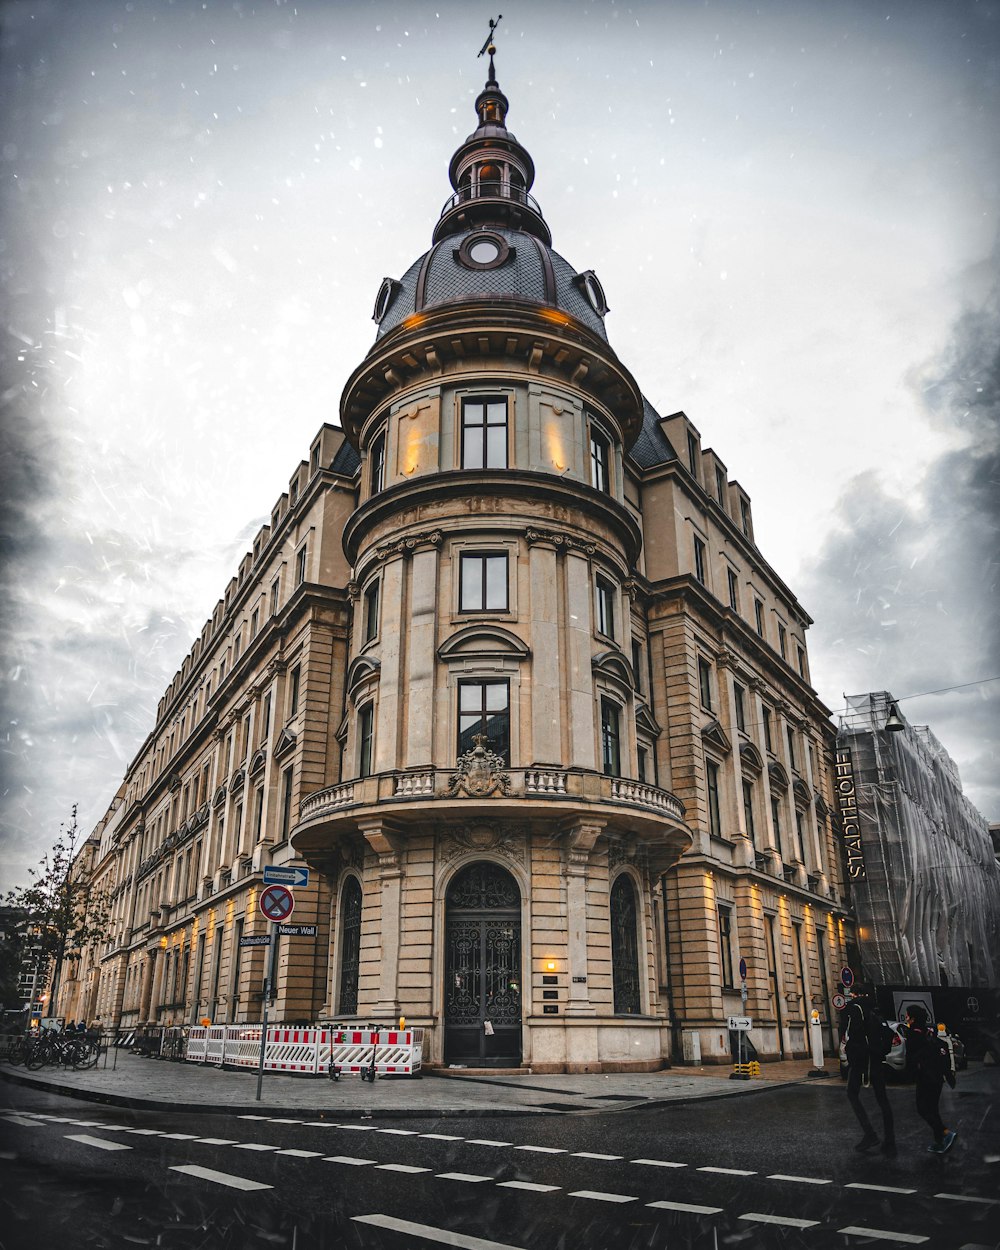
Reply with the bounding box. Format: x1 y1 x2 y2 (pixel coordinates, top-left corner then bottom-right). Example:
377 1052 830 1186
358 818 403 1017
563 819 605 1015
528 540 561 763
564 549 596 770
405 547 438 767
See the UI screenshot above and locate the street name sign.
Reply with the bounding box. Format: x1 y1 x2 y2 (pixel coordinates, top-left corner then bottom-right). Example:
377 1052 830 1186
263 866 310 888
727 1016 752 1031
259 884 295 922
240 934 272 949
276 923 317 937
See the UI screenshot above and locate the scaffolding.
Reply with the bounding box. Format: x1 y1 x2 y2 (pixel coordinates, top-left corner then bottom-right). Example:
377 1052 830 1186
837 692 1000 988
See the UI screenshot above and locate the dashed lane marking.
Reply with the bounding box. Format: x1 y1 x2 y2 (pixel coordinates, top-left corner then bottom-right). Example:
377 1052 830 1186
124 1128 163 1136
377 1128 418 1135
569 1190 638 1204
498 1181 561 1193
632 1158 687 1169
573 1152 623 1160
933 1193 1000 1205
838 1227 928 1245
170 1164 272 1192
647 1201 723 1215
304 1121 336 1127
698 1166 756 1176
467 1139 511 1147
336 1123 377 1131
232 1142 278 1151
160 1133 199 1140
267 1118 303 1124
194 1138 238 1145
437 1172 495 1183
276 1149 325 1158
353 1214 526 1250
1 1116 43 1128
767 1174 832 1185
421 1134 464 1141
376 1163 432 1174
237 1115 269 1120
846 1183 917 1195
65 1134 132 1152
740 1213 820 1229
513 1145 566 1154
324 1156 377 1166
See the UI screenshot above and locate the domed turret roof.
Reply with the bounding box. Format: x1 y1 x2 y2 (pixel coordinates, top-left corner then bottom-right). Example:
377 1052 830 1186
374 225 610 342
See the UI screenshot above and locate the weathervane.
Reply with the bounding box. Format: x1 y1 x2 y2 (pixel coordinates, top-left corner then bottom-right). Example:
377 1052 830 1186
477 15 502 82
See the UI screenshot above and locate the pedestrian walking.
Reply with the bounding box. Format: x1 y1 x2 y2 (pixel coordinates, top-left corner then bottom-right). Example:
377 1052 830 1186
841 982 895 1155
904 1004 957 1154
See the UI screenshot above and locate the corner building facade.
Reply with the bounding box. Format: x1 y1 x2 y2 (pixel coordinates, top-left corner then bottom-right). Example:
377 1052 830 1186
79 63 852 1070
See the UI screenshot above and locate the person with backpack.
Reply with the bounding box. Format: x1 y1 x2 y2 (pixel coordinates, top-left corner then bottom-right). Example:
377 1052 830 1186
904 1003 957 1154
841 982 896 1155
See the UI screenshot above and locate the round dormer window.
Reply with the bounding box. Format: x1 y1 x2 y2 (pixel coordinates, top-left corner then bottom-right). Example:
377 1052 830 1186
456 231 512 271
372 277 401 324
575 269 610 317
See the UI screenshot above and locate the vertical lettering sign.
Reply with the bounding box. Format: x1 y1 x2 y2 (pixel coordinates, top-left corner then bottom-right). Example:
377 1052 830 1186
834 749 866 879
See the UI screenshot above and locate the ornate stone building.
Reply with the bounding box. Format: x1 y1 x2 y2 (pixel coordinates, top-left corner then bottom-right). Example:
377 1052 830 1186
68 55 852 1069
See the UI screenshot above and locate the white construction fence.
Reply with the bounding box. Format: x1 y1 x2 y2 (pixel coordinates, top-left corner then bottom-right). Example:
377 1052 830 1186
185 1025 423 1077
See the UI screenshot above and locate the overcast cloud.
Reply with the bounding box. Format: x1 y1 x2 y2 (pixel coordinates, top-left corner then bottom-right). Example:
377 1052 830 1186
1 0 998 887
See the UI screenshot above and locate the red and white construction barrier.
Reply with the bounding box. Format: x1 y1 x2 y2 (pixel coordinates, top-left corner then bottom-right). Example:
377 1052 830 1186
184 1025 423 1077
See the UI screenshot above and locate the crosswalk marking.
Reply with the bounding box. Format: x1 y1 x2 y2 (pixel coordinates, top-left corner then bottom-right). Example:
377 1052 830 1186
740 1212 820 1229
170 1164 273 1191
65 1134 131 1152
569 1190 637 1203
353 1214 526 1250
647 1200 723 1215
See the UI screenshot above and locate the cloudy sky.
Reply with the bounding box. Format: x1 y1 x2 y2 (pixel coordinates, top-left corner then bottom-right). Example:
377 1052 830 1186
1 0 998 886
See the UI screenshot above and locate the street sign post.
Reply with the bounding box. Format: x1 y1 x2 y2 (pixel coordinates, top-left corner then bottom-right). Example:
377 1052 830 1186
840 966 854 989
276 923 317 937
263 866 310 888
727 1016 752 1031
832 992 847 1010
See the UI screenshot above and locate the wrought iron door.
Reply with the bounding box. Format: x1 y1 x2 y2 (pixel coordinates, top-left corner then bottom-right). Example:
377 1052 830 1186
444 862 522 1065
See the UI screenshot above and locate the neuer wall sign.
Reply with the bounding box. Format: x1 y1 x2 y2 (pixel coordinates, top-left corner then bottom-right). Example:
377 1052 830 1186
835 748 867 879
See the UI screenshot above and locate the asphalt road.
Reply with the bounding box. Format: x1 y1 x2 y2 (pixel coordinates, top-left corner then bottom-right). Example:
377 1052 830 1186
1 1075 998 1249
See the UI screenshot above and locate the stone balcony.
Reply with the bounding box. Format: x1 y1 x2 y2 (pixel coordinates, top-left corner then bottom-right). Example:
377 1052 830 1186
293 766 691 871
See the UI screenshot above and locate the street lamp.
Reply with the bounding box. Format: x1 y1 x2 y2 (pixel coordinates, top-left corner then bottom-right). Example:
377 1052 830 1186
883 701 906 732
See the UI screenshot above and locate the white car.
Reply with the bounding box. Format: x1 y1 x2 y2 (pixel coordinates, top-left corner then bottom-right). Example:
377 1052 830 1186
840 1020 906 1079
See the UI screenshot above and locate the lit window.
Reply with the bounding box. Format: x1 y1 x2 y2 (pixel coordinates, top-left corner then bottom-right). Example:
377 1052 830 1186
595 576 616 639
601 698 621 777
693 536 707 584
459 553 508 612
590 426 611 493
364 581 380 642
461 397 507 469
458 680 510 763
358 703 375 778
698 657 713 711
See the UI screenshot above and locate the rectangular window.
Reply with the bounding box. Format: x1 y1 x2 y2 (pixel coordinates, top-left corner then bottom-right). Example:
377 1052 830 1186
270 578 280 616
715 466 726 506
589 426 611 493
734 683 746 733
595 575 616 639
637 745 648 783
687 430 699 476
631 638 643 693
458 680 510 763
461 397 507 469
754 599 765 637
718 906 734 989
364 580 380 642
358 703 375 778
797 645 806 679
310 444 319 473
778 623 787 659
693 535 706 584
762 705 773 752
600 698 621 777
771 796 783 857
233 633 241 662
279 766 294 841
288 666 300 718
252 786 265 843
698 657 713 711
740 498 751 538
793 922 808 1010
727 568 739 611
794 808 806 862
706 760 722 837
742 779 756 846
295 545 307 586
460 552 509 612
370 431 386 494
250 609 259 639
260 693 271 743
786 726 797 770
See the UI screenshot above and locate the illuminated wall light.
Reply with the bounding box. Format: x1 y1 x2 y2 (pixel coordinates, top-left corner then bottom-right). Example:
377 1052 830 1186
545 959 557 972
545 423 566 472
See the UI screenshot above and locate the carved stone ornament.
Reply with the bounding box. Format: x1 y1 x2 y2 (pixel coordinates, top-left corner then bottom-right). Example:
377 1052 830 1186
524 527 597 556
441 821 526 865
374 529 443 563
445 735 511 799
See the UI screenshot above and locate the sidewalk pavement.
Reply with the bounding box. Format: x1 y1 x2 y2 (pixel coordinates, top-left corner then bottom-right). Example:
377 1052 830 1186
0 1050 838 1119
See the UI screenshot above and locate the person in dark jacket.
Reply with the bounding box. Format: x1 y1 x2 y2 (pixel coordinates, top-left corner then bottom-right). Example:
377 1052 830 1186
841 983 895 1155
904 1004 957 1154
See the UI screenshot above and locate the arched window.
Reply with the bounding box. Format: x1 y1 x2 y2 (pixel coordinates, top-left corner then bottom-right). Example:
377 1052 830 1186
337 877 363 1016
610 875 641 1015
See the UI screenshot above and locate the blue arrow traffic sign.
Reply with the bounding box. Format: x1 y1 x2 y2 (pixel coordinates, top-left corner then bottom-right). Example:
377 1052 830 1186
263 866 310 888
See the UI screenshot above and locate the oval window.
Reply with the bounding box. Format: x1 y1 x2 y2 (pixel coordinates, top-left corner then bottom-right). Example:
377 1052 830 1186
372 277 401 324
575 269 610 317
456 232 512 272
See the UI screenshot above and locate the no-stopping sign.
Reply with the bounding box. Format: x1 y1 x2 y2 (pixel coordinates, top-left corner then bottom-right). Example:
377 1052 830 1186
259 884 295 922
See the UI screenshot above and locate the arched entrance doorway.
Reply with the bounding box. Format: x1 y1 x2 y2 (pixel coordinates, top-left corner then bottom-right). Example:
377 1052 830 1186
444 861 522 1066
